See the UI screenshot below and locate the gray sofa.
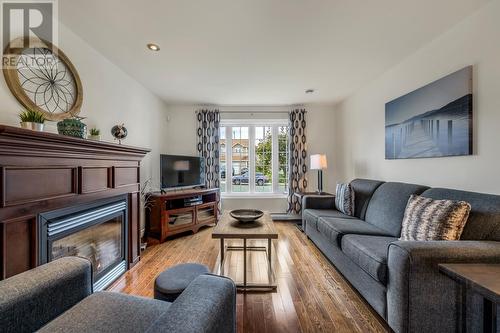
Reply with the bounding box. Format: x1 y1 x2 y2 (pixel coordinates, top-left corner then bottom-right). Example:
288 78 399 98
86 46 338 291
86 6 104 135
303 179 500 333
0 257 236 333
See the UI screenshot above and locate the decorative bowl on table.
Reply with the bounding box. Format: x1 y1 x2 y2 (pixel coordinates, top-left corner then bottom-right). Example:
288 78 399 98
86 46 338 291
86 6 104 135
230 209 264 223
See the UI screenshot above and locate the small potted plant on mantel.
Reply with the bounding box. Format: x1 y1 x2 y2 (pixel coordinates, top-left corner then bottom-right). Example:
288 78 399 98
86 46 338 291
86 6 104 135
19 109 46 131
88 127 101 141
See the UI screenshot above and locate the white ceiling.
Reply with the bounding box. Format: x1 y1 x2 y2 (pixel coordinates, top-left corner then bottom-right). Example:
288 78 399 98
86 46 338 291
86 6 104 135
59 0 489 105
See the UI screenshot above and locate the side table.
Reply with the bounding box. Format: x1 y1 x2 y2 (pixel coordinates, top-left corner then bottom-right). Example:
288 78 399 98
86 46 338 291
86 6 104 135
439 263 500 333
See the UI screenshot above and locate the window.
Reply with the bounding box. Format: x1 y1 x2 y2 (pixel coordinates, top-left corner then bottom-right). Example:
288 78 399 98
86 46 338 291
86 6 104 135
231 126 249 192
220 127 227 192
255 126 272 192
278 125 289 193
219 121 289 196
233 144 248 153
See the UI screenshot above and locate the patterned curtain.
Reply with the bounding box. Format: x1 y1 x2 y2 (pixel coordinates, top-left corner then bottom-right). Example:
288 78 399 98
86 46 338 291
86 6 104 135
287 108 308 213
196 109 220 189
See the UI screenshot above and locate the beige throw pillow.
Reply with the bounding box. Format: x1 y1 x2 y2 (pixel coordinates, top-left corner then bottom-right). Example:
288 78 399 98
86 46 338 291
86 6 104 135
400 195 471 241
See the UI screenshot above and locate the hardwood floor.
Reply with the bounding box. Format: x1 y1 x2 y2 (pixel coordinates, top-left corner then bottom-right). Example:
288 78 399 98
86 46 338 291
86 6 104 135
109 222 390 333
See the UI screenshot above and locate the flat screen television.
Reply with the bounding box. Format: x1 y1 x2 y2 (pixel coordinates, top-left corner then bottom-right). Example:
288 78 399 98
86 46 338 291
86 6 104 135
160 154 205 189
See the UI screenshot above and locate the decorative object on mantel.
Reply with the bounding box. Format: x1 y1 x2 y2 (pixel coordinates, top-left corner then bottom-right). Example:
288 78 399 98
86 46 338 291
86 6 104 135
57 117 87 138
88 127 101 141
111 124 128 144
18 109 46 132
3 37 83 121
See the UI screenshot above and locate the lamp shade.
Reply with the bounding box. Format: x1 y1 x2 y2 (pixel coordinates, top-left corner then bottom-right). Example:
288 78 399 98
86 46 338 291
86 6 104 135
310 154 327 170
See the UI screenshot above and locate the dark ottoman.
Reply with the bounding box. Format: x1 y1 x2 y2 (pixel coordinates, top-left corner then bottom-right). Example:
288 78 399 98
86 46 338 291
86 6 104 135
154 263 210 302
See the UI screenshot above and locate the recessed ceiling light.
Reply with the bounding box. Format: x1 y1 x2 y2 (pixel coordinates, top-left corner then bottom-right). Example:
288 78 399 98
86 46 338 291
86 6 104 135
147 43 160 51
305 89 315 94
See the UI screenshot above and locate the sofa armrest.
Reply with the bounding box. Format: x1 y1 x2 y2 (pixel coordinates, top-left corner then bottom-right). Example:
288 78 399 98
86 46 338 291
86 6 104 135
302 195 335 210
387 241 500 333
0 256 92 333
149 274 236 333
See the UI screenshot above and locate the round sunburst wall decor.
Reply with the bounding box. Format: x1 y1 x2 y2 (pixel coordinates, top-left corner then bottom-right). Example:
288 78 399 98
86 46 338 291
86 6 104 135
3 37 83 121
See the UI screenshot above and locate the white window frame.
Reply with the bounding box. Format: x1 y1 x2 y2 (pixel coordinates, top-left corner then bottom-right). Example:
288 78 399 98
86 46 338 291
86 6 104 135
220 119 288 198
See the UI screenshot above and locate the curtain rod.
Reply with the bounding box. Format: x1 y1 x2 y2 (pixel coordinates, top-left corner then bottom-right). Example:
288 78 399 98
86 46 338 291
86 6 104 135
218 110 306 114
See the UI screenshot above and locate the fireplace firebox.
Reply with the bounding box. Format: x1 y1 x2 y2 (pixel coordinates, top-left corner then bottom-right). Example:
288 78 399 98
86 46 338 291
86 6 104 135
38 195 128 291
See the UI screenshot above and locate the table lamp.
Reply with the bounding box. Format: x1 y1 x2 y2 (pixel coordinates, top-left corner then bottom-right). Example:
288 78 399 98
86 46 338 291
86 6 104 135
310 154 327 194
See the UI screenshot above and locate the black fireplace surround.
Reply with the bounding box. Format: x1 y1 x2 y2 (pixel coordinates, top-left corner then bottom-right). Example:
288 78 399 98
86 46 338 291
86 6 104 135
38 195 128 291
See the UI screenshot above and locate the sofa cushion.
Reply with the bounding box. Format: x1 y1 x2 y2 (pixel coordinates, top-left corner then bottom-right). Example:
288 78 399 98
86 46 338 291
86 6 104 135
350 179 385 219
39 292 171 332
335 183 355 216
400 195 471 241
303 209 356 230
422 188 500 241
316 217 392 247
342 235 397 284
364 182 429 237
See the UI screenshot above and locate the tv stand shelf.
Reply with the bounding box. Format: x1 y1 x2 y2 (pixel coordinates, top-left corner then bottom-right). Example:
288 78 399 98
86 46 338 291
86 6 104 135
146 188 219 243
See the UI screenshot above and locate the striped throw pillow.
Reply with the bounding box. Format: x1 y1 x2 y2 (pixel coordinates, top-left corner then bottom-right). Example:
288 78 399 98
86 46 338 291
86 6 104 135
335 183 355 216
400 195 471 241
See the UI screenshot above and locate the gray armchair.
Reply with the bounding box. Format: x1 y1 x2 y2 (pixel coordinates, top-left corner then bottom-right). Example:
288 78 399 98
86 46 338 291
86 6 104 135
0 257 92 332
0 257 236 333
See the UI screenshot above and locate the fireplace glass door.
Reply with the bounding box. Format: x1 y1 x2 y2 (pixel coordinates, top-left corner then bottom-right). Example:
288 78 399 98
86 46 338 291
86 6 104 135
39 197 128 291
50 214 123 279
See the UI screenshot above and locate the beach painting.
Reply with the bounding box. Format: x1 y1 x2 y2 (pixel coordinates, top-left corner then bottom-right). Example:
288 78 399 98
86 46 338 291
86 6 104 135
385 66 473 159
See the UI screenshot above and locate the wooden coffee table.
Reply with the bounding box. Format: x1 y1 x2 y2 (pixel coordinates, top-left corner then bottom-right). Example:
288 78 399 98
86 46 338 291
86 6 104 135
212 211 278 291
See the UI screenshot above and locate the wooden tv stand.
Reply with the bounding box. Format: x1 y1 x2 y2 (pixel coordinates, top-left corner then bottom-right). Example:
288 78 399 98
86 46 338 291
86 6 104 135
146 188 219 243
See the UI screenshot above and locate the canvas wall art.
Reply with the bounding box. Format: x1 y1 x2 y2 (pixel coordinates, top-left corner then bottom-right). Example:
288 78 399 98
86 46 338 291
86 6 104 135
385 66 473 159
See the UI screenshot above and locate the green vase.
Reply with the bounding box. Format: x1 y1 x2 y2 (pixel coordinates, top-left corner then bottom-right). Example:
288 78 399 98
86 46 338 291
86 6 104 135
57 118 87 138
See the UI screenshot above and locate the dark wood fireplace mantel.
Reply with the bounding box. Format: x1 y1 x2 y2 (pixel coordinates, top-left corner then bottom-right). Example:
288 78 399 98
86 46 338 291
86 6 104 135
0 125 150 279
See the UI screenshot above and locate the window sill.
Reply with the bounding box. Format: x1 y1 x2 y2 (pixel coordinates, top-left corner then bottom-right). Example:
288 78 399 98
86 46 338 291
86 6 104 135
221 193 287 199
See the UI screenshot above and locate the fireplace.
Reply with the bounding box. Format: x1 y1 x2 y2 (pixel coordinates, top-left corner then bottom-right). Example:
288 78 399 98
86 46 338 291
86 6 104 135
38 195 128 291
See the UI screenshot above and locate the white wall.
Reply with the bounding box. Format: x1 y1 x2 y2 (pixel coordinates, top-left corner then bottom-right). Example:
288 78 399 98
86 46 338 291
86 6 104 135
306 104 339 192
164 104 336 212
0 23 169 232
335 0 500 194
